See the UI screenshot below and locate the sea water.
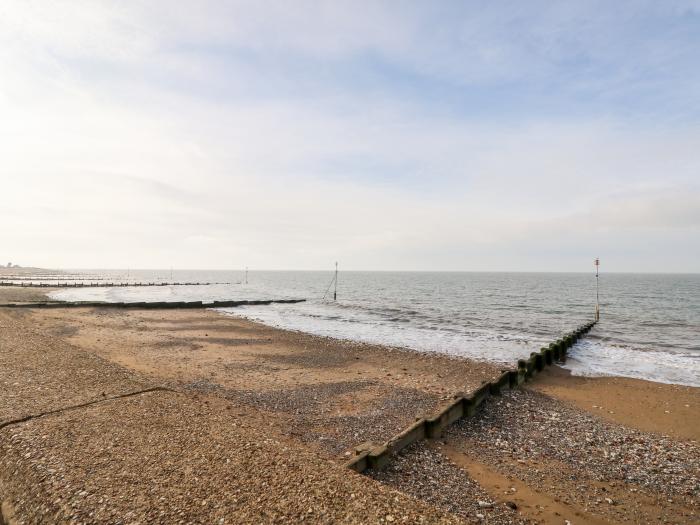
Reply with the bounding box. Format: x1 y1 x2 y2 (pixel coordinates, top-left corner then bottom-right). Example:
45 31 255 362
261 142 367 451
49 270 700 387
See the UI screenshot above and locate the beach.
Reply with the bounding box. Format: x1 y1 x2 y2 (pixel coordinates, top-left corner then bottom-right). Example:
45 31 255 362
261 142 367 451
6 2 699 522
0 285 698 524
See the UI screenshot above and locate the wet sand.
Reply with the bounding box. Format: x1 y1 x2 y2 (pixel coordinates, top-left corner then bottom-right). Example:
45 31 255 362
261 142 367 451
530 366 699 441
0 286 59 302
0 287 698 523
25 306 502 459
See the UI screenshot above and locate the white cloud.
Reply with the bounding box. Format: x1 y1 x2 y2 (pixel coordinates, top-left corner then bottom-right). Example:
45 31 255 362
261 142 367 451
0 1 698 271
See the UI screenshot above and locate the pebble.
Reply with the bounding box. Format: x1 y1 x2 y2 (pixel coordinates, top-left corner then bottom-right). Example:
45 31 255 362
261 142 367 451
444 390 700 522
371 443 530 524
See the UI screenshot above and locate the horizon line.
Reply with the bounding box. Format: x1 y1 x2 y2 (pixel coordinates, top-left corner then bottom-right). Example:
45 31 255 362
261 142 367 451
14 267 700 275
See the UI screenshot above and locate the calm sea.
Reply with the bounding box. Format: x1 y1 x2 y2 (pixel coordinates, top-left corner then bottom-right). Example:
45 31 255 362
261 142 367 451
49 270 700 387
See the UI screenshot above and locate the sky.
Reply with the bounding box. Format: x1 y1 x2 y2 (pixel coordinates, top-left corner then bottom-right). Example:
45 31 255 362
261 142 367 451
1 1 699 272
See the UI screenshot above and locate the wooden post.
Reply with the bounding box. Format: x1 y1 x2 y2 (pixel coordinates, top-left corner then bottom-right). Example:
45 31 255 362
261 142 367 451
595 257 600 321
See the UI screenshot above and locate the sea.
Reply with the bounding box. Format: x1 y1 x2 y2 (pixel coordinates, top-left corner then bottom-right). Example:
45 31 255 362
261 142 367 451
47 270 700 388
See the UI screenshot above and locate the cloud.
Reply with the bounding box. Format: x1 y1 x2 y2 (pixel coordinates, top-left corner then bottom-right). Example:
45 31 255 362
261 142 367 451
0 1 698 271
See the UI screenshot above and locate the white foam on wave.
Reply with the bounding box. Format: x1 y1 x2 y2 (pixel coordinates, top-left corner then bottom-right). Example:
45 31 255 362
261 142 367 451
50 285 209 303
564 339 700 387
222 303 700 387
219 302 546 364
49 287 113 302
48 280 700 388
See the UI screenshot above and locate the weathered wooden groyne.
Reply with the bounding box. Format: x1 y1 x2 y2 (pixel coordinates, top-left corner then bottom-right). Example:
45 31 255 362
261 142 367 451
0 281 230 288
0 275 93 281
0 299 305 309
346 319 598 473
0 276 101 281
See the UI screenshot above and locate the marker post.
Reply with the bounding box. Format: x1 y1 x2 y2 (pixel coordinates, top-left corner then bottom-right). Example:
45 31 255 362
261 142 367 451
595 257 600 321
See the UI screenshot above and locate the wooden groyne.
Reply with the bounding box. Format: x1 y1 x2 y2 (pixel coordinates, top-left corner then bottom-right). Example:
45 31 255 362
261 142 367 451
0 281 231 288
346 319 598 473
0 276 100 281
0 299 305 309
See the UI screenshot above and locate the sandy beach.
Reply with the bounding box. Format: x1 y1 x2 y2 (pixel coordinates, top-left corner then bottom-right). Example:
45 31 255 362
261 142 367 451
6 2 699 521
1 286 698 524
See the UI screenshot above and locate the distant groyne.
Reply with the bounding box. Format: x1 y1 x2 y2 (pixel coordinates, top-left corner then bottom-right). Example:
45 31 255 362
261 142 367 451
0 281 230 288
0 299 305 309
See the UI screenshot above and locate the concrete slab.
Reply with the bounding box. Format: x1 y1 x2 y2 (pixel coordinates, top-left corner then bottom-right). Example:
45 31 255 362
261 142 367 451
0 311 153 425
0 390 461 524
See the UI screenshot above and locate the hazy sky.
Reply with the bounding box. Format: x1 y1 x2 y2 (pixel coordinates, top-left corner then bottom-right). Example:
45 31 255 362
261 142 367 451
1 1 699 271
